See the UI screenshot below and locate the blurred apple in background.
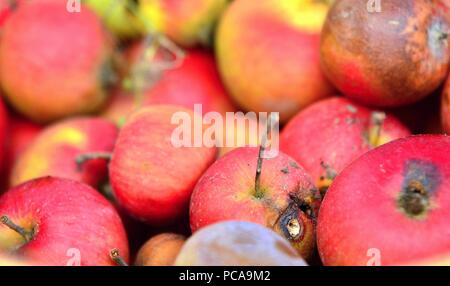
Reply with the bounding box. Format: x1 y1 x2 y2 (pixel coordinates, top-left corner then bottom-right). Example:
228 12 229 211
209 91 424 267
0 0 115 123
138 0 229 47
10 117 117 188
216 0 333 123
176 221 308 266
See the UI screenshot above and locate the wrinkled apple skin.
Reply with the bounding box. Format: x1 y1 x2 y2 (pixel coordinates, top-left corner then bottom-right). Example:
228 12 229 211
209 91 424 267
10 117 118 188
0 177 129 266
442 77 450 134
281 97 411 191
190 147 321 259
321 0 450 107
216 0 333 122
317 135 450 266
0 1 113 123
176 221 307 266
110 105 217 226
135 233 185 266
139 0 228 47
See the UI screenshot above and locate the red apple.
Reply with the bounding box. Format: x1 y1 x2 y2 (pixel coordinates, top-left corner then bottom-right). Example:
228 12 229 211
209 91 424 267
190 147 321 259
0 98 8 173
0 0 114 122
135 233 186 266
176 221 308 266
442 76 450 134
216 0 334 122
321 0 450 107
317 135 450 266
110 105 217 225
0 177 129 266
10 117 118 188
281 97 411 194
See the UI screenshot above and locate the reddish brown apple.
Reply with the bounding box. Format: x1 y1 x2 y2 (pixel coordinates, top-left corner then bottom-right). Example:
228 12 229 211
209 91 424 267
10 117 117 188
110 105 217 225
281 97 410 195
321 0 450 107
317 135 450 266
190 147 321 259
0 177 129 266
135 233 185 266
442 76 450 134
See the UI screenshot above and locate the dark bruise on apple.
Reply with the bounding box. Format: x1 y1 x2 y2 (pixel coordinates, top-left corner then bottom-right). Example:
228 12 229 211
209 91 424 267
317 135 450 266
281 97 410 196
190 146 321 260
321 0 450 107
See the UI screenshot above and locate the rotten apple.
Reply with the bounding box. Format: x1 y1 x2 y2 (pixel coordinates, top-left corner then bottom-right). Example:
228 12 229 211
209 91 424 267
190 147 321 259
0 177 129 266
281 97 410 195
321 0 450 107
317 135 450 266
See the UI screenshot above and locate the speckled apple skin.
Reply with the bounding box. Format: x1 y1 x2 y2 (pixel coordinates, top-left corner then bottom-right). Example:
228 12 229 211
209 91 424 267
0 1 112 123
110 105 217 226
321 0 450 107
10 117 118 188
190 147 320 259
281 97 411 187
318 135 450 266
0 177 129 266
216 0 333 122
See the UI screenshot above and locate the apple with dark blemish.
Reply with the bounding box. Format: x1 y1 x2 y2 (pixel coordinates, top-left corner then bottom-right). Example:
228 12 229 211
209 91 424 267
317 135 450 265
281 97 410 195
190 147 321 260
321 0 450 107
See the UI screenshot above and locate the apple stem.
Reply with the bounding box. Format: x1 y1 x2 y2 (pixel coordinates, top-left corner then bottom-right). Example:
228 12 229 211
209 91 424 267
254 114 277 199
0 215 34 243
110 249 128 266
369 111 386 147
76 153 112 171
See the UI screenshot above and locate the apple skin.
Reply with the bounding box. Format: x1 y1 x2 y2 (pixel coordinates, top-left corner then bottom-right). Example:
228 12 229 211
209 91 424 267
135 233 185 266
280 97 411 194
216 0 334 123
138 0 229 47
317 135 450 266
0 0 114 123
442 77 450 134
190 147 321 259
0 177 129 266
85 0 144 39
321 0 450 107
0 98 8 173
10 117 118 188
109 105 217 226
176 221 308 266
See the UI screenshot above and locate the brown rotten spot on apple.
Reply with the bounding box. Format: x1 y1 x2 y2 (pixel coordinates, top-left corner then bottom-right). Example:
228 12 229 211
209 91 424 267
281 97 411 197
321 0 450 107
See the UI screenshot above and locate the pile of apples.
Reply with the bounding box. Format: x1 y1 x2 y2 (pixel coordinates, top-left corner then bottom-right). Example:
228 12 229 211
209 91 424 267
0 0 449 266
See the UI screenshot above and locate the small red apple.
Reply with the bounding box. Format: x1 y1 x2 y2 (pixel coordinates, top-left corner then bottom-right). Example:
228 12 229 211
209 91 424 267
0 0 114 122
0 177 129 266
281 97 410 195
176 221 308 266
317 135 450 266
10 117 118 188
190 147 321 259
110 105 217 226
216 0 334 122
135 233 186 266
321 0 450 107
